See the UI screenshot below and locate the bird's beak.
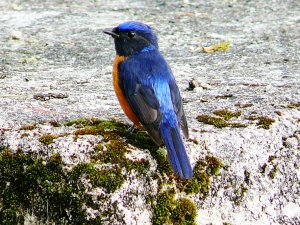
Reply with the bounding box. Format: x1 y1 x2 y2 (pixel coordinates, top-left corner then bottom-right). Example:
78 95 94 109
103 28 119 38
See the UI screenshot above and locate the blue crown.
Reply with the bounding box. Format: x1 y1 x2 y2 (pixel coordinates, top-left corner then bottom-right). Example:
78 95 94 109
117 21 153 33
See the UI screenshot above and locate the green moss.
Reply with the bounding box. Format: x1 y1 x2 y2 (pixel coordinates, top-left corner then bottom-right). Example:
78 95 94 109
20 124 36 130
39 134 57 145
152 188 197 225
152 188 175 225
154 147 172 175
0 149 102 224
95 139 150 174
176 156 222 195
64 118 172 176
66 118 157 176
125 130 157 151
213 109 241 121
198 110 248 128
65 118 126 134
70 163 125 193
0 149 133 223
91 144 104 162
171 198 197 225
97 120 122 130
64 118 102 127
197 115 229 128
177 161 210 195
124 131 170 174
49 120 61 127
2 118 208 224
126 158 151 174
256 116 275 129
94 143 104 152
67 118 206 179
230 123 248 128
103 140 127 163
74 127 99 136
205 155 223 176
0 208 18 225
245 115 275 129
67 118 121 139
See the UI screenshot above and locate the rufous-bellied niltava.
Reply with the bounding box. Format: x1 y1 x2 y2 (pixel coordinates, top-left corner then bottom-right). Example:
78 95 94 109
103 21 193 179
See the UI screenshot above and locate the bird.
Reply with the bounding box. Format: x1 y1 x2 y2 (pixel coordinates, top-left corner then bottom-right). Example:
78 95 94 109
103 21 193 179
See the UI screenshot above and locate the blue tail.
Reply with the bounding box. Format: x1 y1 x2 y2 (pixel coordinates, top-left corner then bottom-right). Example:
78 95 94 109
160 122 193 179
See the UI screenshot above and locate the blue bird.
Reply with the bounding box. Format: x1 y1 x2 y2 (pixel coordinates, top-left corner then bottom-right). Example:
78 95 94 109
103 21 193 179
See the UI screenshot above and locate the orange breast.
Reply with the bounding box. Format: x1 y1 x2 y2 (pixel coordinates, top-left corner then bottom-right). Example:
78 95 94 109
113 55 142 129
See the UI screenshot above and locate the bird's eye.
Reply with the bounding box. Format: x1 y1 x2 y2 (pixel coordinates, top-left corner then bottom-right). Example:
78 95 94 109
127 31 135 38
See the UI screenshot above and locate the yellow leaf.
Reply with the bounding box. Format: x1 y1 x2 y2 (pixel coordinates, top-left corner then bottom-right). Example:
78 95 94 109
202 41 231 53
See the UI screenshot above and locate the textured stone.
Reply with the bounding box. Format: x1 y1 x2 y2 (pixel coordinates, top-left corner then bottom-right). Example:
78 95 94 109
0 0 299 224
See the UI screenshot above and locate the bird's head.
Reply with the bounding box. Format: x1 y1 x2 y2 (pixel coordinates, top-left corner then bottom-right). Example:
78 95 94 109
103 21 158 57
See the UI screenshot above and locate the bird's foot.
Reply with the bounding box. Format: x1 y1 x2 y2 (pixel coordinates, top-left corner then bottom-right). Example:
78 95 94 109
127 124 136 134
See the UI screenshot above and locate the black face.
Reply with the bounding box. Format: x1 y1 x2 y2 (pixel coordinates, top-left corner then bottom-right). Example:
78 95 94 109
104 27 157 57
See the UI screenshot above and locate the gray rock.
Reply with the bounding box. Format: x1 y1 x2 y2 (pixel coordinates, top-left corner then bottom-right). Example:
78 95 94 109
0 0 299 224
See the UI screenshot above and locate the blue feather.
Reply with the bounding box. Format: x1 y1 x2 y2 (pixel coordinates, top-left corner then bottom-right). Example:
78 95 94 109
105 21 192 178
118 48 193 179
160 122 193 179
118 21 152 34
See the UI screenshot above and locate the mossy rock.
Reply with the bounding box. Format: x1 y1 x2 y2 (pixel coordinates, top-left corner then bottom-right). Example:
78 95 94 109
152 188 197 225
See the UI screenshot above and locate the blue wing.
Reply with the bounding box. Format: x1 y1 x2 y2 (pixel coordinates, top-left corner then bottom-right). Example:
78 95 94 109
118 49 192 179
118 50 188 140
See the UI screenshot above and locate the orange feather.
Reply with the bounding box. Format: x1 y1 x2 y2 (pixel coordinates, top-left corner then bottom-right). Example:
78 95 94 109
113 55 143 129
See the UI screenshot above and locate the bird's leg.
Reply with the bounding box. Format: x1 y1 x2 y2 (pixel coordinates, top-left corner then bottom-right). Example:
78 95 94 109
127 124 136 134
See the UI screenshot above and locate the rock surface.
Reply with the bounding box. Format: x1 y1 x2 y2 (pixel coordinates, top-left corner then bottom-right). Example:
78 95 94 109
0 0 299 224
